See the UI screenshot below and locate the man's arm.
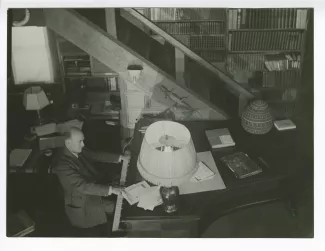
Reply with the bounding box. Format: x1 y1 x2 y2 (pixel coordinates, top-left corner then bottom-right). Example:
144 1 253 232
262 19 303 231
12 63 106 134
82 147 121 164
54 162 115 196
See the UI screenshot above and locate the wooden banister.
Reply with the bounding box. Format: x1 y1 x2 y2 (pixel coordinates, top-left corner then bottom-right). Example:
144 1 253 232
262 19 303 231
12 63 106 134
122 8 254 100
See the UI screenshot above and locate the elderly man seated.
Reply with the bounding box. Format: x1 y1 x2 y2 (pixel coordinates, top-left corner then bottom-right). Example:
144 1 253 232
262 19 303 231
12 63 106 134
53 127 128 237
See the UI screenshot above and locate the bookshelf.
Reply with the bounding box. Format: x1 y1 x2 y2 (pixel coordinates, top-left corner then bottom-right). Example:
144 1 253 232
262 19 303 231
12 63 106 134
143 8 227 63
55 34 119 93
226 8 309 119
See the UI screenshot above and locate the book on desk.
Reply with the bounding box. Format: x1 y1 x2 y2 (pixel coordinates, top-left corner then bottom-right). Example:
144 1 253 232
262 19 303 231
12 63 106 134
205 128 235 149
221 152 262 179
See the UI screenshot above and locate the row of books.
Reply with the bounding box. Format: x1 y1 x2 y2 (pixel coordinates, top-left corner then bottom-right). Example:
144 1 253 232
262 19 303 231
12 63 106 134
147 8 226 21
282 88 297 101
175 8 225 20
105 77 119 92
228 8 308 30
226 53 301 72
156 21 224 35
261 70 300 88
226 54 265 71
264 54 301 71
189 35 225 49
194 50 224 62
228 31 303 51
63 55 91 76
149 8 177 21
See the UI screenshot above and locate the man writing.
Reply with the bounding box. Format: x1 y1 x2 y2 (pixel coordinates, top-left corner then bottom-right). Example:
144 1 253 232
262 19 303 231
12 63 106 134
53 127 128 237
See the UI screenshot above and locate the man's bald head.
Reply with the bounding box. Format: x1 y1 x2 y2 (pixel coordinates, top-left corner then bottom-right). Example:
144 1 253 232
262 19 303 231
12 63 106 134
64 127 85 154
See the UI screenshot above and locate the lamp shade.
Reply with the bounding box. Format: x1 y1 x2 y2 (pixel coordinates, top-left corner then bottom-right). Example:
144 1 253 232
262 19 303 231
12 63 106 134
137 121 198 187
23 86 49 111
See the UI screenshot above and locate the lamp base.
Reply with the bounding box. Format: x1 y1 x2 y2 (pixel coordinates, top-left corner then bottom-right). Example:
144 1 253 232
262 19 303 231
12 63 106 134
160 186 180 213
37 110 44 125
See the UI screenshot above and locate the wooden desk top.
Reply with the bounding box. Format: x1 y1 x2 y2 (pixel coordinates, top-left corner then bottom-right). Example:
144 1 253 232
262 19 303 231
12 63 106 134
119 118 312 234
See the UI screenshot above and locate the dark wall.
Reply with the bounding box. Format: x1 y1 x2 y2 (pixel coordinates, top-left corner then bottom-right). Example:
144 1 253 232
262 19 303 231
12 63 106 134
297 9 314 120
295 9 313 160
10 9 46 26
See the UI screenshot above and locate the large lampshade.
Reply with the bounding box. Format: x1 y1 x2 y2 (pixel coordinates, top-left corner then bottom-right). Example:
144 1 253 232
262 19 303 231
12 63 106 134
137 121 198 187
23 86 49 111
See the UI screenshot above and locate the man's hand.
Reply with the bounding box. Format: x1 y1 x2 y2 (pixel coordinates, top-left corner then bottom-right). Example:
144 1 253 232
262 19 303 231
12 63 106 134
110 186 124 196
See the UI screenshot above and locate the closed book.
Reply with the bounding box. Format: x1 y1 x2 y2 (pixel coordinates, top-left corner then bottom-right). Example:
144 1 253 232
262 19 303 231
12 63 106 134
221 152 262 179
205 128 235 149
274 119 296 131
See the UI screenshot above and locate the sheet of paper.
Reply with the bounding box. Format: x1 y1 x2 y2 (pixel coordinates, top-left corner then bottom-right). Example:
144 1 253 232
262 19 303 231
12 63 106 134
190 161 215 182
10 149 32 167
179 151 226 195
137 186 162 211
122 181 150 205
56 120 83 134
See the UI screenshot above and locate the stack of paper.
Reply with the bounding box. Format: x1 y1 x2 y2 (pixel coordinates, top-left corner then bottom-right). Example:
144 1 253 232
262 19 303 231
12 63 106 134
122 181 163 211
10 149 32 167
137 186 163 211
122 181 150 205
178 151 226 195
190 161 215 182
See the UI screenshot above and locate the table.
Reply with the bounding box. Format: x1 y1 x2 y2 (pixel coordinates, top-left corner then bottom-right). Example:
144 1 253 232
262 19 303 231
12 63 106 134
113 117 312 237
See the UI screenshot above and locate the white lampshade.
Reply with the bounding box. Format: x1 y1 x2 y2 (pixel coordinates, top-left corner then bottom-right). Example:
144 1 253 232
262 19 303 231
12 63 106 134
137 121 198 187
23 86 49 111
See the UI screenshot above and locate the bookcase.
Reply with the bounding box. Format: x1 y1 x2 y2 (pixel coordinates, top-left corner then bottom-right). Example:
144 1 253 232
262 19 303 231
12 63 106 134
143 8 227 63
226 8 309 119
55 34 120 93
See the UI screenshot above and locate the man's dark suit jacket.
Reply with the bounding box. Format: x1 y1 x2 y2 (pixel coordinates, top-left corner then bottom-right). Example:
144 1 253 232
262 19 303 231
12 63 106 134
53 147 120 228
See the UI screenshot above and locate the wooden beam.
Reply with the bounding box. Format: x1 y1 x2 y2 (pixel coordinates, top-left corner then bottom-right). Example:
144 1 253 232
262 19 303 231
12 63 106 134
122 8 254 100
43 9 228 120
105 8 117 37
175 48 186 87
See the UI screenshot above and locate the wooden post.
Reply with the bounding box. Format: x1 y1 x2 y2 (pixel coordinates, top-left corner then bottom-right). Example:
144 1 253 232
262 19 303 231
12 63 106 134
238 93 249 116
175 48 186 87
105 8 117 37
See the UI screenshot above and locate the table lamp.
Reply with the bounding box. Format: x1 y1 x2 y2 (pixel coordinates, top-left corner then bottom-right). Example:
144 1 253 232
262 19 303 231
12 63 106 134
137 121 198 213
23 86 50 125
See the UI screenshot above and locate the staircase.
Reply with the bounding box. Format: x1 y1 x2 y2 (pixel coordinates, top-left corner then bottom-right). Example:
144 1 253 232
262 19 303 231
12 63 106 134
43 8 254 136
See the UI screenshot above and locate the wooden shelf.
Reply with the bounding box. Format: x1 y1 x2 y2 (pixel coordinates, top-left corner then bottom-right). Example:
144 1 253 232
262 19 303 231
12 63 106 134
192 48 226 51
252 87 297 91
267 100 296 104
153 19 225 23
168 32 225 35
228 50 301 54
229 28 305 32
64 74 118 79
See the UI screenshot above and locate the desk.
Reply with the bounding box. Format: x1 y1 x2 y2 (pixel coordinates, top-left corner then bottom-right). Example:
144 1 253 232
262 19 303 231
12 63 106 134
113 118 312 237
